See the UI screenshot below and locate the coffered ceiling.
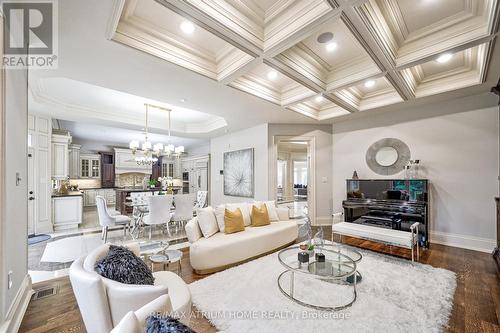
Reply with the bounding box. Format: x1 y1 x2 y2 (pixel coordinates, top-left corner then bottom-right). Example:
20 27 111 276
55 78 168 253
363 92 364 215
107 0 499 121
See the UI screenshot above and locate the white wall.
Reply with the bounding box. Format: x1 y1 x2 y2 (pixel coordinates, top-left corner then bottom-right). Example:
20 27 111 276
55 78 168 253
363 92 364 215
332 106 498 252
268 124 333 224
210 124 268 205
1 67 31 330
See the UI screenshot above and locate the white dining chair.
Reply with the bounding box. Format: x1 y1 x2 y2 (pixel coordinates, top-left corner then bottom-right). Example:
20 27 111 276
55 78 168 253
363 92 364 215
96 196 131 243
194 190 208 209
144 195 173 239
172 194 195 233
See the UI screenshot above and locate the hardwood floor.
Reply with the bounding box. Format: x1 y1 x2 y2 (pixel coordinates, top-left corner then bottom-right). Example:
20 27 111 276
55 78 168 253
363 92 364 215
19 234 500 333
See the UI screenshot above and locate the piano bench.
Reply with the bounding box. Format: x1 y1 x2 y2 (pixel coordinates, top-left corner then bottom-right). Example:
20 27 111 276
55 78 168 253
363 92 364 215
332 222 420 262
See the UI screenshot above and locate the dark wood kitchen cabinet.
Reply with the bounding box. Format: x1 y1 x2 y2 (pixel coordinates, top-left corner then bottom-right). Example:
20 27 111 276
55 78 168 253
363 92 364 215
151 156 162 183
100 152 115 188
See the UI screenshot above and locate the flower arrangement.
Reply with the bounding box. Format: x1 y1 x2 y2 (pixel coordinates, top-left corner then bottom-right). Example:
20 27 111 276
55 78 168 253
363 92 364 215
157 176 174 193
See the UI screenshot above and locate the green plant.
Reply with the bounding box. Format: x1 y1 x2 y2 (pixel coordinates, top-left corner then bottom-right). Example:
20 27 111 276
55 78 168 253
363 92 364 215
148 179 157 186
307 244 314 251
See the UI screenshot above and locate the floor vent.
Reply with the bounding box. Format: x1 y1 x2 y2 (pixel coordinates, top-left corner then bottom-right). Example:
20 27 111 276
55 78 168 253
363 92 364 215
33 286 58 300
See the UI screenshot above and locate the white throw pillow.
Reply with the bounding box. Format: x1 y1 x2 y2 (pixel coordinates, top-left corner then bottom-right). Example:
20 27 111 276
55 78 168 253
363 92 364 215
226 203 252 226
214 204 226 233
255 200 279 222
196 207 219 238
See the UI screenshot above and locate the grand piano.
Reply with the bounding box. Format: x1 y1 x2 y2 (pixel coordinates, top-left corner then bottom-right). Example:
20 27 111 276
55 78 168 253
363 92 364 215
342 179 429 247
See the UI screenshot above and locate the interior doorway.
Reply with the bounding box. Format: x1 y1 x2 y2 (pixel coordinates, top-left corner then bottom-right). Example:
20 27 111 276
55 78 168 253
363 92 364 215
273 136 315 223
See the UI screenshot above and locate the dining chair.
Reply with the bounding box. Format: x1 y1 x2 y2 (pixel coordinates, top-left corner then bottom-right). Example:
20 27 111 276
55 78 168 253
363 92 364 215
172 194 195 234
194 190 208 209
144 195 173 239
95 196 131 243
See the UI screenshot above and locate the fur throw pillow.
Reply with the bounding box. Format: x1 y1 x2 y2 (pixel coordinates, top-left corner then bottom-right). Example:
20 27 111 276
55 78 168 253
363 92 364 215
95 245 154 285
146 315 196 333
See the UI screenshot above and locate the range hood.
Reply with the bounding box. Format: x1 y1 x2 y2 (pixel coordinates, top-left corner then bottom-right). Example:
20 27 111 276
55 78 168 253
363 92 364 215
114 148 152 175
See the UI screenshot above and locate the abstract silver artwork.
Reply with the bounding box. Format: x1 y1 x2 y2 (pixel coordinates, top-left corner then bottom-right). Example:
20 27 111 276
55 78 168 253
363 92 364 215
223 148 254 197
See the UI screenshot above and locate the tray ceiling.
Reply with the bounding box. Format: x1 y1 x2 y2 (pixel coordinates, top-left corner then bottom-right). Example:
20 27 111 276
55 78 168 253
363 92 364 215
108 0 499 121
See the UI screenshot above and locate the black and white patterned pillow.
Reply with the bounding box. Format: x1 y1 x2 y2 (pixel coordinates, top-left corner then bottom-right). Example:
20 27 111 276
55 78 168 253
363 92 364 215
95 245 154 285
146 315 196 333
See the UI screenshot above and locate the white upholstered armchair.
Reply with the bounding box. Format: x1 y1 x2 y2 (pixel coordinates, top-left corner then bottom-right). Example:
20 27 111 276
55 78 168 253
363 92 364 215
69 243 191 333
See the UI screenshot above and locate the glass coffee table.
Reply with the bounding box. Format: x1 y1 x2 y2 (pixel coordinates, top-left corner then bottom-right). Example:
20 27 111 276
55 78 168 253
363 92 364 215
277 244 361 311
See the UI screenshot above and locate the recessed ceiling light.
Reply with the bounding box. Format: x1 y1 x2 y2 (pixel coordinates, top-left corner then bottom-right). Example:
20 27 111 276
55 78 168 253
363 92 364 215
364 80 375 88
180 21 195 34
326 42 337 52
267 70 278 80
180 98 186 103
436 53 453 63
315 95 324 102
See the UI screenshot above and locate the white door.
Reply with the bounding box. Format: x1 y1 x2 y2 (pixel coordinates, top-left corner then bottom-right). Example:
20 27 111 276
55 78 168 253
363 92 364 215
27 148 35 235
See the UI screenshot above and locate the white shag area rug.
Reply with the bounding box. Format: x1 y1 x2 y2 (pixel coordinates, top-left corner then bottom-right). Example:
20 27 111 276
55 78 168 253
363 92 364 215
189 246 456 333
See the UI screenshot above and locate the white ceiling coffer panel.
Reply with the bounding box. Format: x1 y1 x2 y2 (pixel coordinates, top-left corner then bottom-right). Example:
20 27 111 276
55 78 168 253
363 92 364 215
286 95 349 120
333 76 404 111
228 63 316 106
355 0 499 68
272 17 382 92
400 43 492 98
105 0 498 120
109 0 255 81
161 0 337 54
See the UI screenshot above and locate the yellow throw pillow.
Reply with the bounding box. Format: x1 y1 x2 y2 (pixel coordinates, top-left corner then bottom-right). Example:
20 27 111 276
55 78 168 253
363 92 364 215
251 204 270 227
224 208 245 234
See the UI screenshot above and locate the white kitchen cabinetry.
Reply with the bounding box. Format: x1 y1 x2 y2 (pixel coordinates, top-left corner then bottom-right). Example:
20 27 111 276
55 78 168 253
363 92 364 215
80 153 100 178
52 195 83 231
162 157 181 178
68 144 81 179
180 155 209 194
83 189 96 206
83 188 115 206
51 134 71 179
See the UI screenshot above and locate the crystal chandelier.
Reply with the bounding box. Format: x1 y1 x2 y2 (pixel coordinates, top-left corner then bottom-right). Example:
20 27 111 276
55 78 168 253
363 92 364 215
129 103 184 165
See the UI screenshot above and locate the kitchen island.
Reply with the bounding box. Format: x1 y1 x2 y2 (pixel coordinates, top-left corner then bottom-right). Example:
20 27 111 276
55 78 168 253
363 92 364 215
115 187 182 215
52 191 83 231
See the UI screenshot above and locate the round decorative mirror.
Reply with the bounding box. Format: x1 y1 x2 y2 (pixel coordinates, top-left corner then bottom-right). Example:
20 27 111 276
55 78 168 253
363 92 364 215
375 147 398 166
366 138 410 175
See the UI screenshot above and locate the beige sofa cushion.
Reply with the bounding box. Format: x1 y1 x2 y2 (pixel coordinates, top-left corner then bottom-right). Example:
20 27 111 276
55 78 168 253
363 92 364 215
226 203 252 226
196 207 219 238
254 201 279 221
189 220 298 271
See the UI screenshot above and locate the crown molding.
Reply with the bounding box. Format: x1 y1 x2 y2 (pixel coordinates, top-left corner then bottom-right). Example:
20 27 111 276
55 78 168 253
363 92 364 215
30 79 227 133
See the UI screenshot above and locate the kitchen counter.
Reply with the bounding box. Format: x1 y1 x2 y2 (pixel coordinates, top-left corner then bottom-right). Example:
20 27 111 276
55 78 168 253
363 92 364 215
115 187 163 192
51 191 84 198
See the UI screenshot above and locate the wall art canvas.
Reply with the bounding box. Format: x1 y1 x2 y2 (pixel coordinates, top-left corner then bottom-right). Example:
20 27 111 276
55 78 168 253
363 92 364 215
223 148 254 197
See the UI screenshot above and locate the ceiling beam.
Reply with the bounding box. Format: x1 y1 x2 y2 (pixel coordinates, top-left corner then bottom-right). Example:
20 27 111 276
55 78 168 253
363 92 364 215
155 0 262 57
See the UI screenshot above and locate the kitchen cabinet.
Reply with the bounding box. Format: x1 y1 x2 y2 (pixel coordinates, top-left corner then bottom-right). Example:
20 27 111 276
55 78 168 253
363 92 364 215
52 195 83 231
162 157 180 178
80 154 100 179
83 188 115 206
100 152 115 187
180 155 209 194
83 189 96 206
68 144 81 179
51 134 71 179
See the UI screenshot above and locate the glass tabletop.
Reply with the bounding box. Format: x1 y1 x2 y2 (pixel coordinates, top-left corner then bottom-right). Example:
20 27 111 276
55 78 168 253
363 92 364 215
278 245 356 279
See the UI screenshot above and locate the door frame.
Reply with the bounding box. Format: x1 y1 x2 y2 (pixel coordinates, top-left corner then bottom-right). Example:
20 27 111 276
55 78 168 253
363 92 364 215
271 135 316 224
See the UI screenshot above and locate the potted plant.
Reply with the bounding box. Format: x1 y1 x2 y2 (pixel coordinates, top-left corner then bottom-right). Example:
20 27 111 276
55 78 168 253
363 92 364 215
148 179 157 189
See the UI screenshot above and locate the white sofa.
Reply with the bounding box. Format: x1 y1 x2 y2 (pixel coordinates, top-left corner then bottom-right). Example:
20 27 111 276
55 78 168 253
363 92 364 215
69 243 191 333
186 205 298 274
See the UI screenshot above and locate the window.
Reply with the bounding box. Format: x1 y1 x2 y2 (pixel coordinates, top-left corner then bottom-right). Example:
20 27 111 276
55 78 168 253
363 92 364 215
293 161 307 185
